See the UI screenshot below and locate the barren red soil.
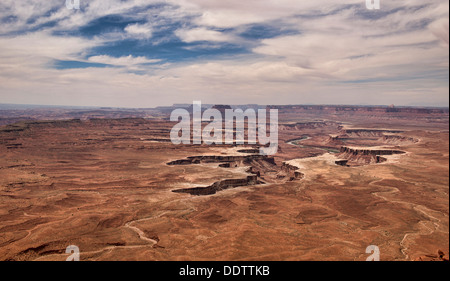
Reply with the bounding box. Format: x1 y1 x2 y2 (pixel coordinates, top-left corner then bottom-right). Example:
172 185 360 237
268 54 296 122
0 106 448 261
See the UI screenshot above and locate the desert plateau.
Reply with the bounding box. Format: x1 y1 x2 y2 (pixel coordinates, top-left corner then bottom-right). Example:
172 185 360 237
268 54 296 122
0 105 448 261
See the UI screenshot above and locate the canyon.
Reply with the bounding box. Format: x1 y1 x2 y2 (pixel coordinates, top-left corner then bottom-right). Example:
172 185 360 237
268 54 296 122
0 104 448 261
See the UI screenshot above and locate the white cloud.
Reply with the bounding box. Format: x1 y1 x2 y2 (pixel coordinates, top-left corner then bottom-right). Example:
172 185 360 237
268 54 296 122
175 27 235 43
0 31 102 63
88 55 161 67
0 0 448 107
124 23 153 39
183 0 362 28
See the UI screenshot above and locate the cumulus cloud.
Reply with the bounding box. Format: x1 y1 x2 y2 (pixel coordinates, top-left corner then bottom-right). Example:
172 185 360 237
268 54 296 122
124 23 153 39
0 31 102 67
0 0 448 107
175 27 235 43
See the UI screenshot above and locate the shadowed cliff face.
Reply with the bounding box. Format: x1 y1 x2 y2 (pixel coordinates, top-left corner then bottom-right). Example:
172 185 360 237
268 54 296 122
343 129 404 138
168 154 303 195
338 146 406 166
167 155 270 166
339 146 406 156
172 176 261 196
170 154 306 196
281 163 305 180
331 129 419 147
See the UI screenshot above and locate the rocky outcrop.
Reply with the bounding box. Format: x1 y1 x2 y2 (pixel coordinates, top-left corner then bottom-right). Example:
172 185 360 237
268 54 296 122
339 146 405 156
281 163 298 172
172 175 260 196
167 155 269 166
218 162 239 168
379 135 419 145
376 156 388 163
169 154 280 194
335 160 349 167
338 146 405 165
237 149 260 154
342 129 404 138
280 122 334 131
281 163 304 180
414 250 449 261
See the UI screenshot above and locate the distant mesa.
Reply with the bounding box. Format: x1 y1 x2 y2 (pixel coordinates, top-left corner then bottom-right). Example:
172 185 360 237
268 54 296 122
338 146 406 165
211 105 233 118
211 104 232 111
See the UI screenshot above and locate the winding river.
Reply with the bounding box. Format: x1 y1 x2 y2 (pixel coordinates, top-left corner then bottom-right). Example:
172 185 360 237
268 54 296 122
286 136 340 154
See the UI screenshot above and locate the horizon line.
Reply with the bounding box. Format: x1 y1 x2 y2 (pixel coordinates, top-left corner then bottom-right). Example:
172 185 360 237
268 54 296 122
0 102 449 110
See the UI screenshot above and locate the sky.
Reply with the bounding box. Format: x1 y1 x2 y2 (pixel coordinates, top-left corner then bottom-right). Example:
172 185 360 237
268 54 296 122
0 0 448 108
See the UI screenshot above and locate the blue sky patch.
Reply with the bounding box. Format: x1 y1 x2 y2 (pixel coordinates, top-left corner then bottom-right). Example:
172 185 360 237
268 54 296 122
53 60 110 70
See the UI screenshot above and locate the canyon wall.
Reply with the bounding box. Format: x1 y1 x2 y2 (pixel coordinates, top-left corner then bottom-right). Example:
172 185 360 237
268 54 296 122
172 175 259 196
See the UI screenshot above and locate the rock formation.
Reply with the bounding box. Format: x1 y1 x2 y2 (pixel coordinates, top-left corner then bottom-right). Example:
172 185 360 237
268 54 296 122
172 175 260 196
338 146 405 165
